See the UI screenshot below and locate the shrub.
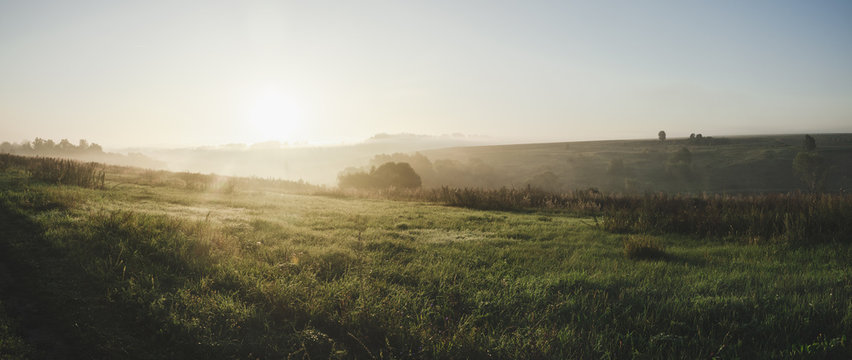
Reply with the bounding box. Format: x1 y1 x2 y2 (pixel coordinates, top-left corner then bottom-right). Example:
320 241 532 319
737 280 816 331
338 162 421 190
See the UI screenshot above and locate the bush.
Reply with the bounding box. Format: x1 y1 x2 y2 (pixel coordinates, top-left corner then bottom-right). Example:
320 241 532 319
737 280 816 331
338 162 421 190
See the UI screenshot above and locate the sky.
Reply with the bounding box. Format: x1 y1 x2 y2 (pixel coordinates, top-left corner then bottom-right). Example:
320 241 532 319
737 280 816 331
1 0 851 148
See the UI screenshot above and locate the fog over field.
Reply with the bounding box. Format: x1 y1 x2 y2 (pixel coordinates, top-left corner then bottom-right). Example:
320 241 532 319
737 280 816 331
126 133 503 184
2 1 852 358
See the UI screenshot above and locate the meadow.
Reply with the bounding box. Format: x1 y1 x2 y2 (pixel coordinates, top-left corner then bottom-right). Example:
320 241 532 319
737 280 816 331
420 133 852 193
0 154 850 359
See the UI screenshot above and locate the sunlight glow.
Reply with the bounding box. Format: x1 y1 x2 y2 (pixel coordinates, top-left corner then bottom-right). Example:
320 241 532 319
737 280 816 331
244 88 303 143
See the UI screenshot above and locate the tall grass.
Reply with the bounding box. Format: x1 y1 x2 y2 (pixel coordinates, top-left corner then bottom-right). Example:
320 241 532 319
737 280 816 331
316 186 605 213
2 166 851 358
1 153 321 194
600 192 852 244
321 185 852 245
0 153 104 189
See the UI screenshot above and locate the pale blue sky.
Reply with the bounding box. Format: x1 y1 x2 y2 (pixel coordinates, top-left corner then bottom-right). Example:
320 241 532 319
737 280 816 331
1 0 851 147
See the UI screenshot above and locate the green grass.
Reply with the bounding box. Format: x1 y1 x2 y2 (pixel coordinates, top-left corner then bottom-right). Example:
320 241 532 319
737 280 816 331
623 235 667 260
0 300 31 360
1 165 851 358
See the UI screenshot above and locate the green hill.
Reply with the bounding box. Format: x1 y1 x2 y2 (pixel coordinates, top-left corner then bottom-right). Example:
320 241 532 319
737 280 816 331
410 133 852 193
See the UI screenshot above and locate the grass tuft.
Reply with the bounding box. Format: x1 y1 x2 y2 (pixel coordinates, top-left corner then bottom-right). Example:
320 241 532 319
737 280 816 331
623 235 667 260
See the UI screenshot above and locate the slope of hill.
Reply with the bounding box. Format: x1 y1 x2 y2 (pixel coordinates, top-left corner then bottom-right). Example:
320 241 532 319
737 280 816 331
413 133 852 193
0 155 849 358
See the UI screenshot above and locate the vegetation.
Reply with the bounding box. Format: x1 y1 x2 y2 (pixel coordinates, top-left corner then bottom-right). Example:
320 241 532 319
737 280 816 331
1 137 163 169
1 137 105 154
323 185 852 246
622 235 667 260
1 152 851 358
804 134 817 152
419 134 852 193
793 134 829 191
793 151 829 191
0 154 105 189
339 162 421 190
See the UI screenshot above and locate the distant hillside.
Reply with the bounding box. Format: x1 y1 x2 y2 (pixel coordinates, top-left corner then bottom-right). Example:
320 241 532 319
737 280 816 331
387 133 851 193
123 133 501 185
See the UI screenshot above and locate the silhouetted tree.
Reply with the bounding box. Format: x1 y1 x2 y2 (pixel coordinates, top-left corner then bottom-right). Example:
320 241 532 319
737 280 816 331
371 162 421 189
58 138 74 150
803 134 816 151
658 131 666 142
32 137 46 151
370 152 435 186
338 162 421 189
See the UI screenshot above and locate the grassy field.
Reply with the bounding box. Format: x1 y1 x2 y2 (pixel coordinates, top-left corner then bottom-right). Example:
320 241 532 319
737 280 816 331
421 133 852 193
1 156 851 358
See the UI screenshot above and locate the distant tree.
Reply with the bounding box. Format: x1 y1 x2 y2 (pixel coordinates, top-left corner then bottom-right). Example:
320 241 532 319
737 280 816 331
371 162 422 189
793 151 827 191
803 134 816 151
32 137 46 151
58 138 74 150
658 131 666 142
0 141 11 153
689 133 696 141
370 152 435 186
89 143 103 153
695 133 703 140
338 162 421 189
78 139 89 150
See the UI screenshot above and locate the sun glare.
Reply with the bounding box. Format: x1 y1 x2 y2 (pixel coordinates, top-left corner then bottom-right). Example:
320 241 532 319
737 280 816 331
244 88 303 143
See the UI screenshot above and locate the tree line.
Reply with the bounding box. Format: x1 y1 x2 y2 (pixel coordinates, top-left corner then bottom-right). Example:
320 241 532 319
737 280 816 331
1 137 105 154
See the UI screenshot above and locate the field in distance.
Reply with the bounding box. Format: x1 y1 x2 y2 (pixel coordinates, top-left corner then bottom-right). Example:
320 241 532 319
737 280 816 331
412 133 852 193
0 153 850 359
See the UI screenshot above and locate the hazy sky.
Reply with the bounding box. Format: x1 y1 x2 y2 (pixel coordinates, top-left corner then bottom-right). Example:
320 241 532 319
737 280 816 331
2 0 851 148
